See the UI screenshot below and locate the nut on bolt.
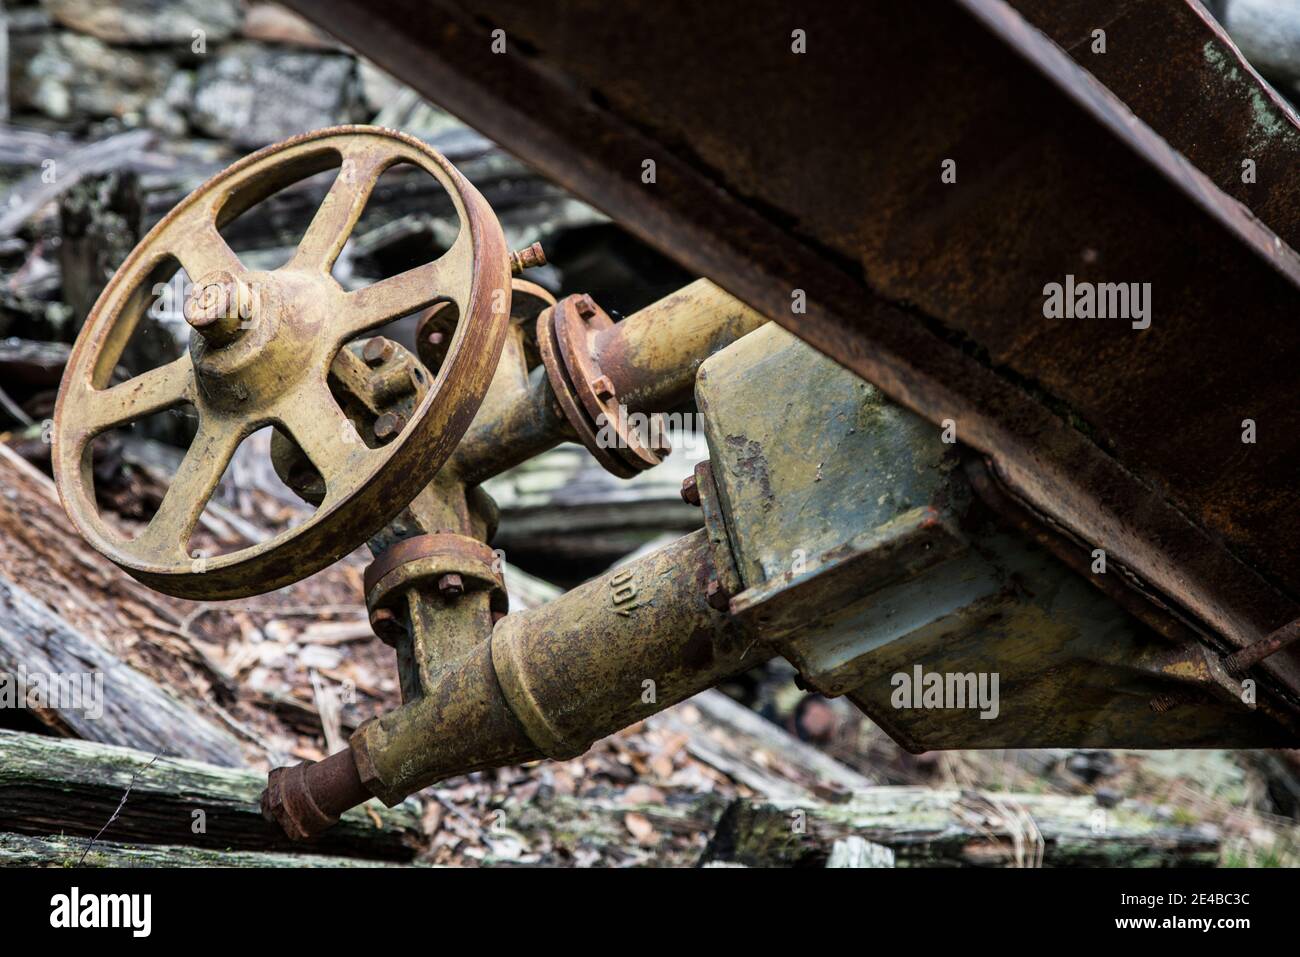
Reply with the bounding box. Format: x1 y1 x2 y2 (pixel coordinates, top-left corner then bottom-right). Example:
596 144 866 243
575 294 597 319
680 474 701 506
509 242 547 275
374 411 406 442
369 606 404 642
591 375 616 401
363 337 396 367
438 573 464 597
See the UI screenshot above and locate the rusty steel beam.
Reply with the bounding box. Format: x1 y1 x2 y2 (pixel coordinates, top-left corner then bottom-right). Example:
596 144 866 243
282 0 1300 700
1011 0 1300 253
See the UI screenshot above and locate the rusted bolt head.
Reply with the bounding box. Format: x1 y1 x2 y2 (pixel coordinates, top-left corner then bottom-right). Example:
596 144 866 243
184 270 248 346
369 607 405 642
591 375 616 401
680 474 701 506
509 241 547 275
438 573 464 597
575 294 597 319
705 578 730 612
363 337 396 367
374 411 406 442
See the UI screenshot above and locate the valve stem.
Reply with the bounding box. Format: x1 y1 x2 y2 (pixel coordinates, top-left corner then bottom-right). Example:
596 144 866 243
509 242 547 275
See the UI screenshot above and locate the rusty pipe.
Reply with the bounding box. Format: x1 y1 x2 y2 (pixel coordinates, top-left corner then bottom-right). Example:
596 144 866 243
590 279 767 415
261 746 372 841
452 364 574 485
341 529 764 808
450 280 766 485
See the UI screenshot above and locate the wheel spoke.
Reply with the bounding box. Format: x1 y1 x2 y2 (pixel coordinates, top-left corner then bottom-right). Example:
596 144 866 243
339 249 466 338
137 418 242 558
285 152 385 273
274 382 370 494
175 222 244 282
83 356 193 434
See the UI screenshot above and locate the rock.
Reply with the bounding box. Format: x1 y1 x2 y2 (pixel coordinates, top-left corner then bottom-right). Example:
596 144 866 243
1064 749 1117 784
11 31 176 123
241 2 339 50
1094 787 1123 809
143 70 195 138
43 0 242 46
1222 0 1300 94
189 42 366 148
359 60 403 115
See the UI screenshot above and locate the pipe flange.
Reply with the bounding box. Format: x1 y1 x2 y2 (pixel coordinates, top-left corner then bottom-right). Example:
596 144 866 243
539 295 670 478
538 306 639 478
554 294 669 473
364 532 508 620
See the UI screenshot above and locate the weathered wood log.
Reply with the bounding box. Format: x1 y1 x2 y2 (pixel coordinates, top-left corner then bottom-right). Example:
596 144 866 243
0 445 248 763
490 791 731 868
58 169 144 327
702 791 1221 868
0 575 245 765
0 128 154 238
0 832 414 868
0 730 424 861
0 447 244 705
647 689 877 802
486 440 705 576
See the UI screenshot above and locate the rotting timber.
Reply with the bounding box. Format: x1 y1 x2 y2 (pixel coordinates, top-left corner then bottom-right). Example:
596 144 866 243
49 1 1300 840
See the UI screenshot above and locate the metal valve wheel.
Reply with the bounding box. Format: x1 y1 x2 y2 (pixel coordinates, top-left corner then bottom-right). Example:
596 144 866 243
52 126 511 600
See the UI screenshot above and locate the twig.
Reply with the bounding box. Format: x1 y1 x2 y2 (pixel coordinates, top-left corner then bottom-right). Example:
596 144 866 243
0 383 33 427
77 752 161 865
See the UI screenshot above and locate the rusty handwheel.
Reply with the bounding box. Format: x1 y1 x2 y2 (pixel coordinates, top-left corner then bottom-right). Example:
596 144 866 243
52 126 511 600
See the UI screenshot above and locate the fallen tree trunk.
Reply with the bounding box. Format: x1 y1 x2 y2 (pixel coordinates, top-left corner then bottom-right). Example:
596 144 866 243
0 576 245 765
702 791 1221 868
647 688 877 802
0 832 413 868
0 730 423 861
0 445 259 757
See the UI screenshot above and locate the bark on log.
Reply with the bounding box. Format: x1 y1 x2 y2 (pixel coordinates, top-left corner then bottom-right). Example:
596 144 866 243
0 575 244 765
647 688 877 802
0 730 423 861
0 832 414 868
0 445 247 763
491 792 731 868
702 791 1221 868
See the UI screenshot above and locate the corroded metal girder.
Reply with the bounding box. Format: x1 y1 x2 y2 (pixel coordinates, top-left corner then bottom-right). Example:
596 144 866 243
282 0 1300 698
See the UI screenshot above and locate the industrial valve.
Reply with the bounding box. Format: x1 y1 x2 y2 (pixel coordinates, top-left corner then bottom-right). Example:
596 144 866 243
51 126 511 600
55 124 1285 845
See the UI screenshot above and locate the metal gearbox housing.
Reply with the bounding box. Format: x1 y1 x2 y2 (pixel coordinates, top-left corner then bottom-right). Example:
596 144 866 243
694 325 1296 750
